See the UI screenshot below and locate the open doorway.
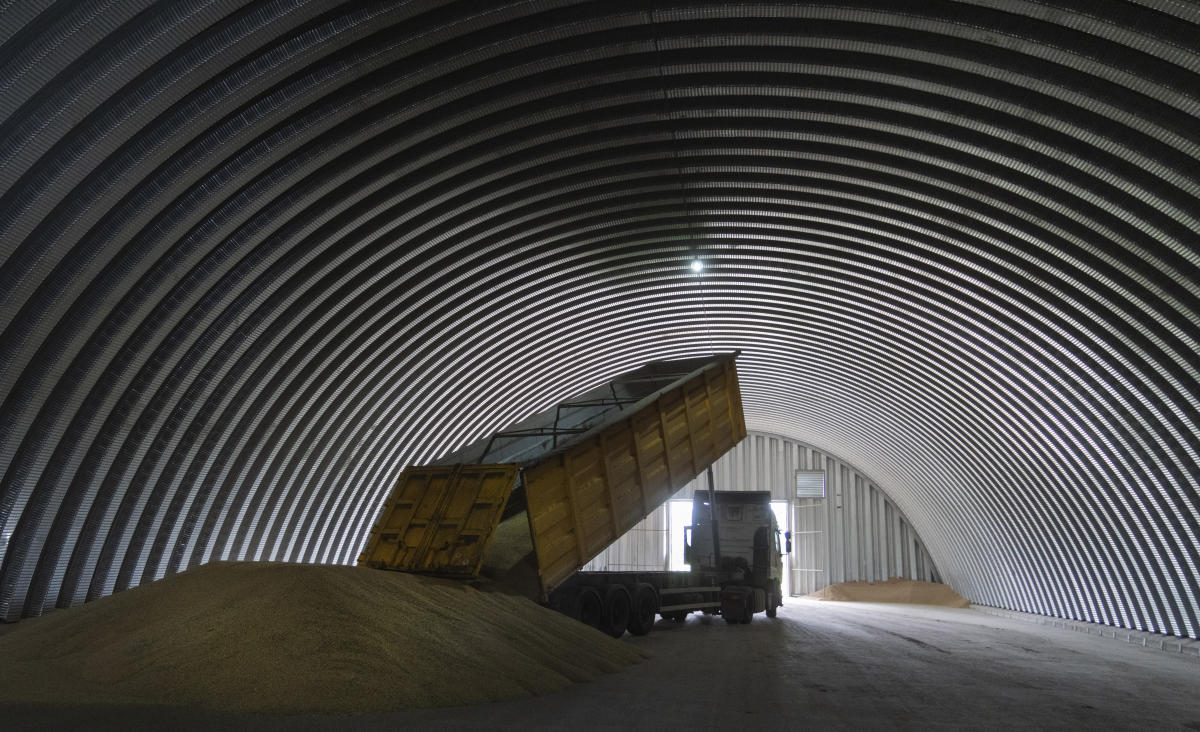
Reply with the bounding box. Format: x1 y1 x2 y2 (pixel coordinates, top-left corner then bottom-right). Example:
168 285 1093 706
770 500 791 598
668 499 691 571
667 497 791 599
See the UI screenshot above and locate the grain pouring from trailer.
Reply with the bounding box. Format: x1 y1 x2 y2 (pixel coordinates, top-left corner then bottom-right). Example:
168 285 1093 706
358 353 788 636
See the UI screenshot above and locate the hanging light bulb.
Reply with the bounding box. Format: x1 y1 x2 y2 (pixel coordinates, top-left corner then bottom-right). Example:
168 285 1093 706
691 258 704 273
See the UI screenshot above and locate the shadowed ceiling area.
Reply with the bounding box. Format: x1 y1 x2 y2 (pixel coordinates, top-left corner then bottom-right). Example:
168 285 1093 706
0 1 1196 636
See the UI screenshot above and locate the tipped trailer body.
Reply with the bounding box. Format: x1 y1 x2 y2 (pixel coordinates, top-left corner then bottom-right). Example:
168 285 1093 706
358 353 785 635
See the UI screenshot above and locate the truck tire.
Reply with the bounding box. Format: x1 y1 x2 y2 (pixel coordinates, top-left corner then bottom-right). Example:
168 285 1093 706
626 583 658 636
576 586 604 629
600 584 632 638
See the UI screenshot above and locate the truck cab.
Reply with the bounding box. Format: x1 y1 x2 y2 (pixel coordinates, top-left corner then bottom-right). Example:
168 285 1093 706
685 490 784 621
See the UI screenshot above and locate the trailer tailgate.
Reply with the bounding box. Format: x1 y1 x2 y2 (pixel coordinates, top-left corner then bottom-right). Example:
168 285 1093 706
357 463 519 576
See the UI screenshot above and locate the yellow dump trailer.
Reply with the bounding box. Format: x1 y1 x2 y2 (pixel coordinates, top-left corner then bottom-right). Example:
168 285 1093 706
522 356 745 595
358 353 750 629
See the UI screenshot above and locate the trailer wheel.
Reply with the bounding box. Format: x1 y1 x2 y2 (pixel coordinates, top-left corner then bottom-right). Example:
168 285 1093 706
626 583 657 636
576 586 604 629
600 584 632 638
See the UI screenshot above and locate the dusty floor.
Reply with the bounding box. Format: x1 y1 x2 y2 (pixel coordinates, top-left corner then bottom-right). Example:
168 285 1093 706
4 598 1199 731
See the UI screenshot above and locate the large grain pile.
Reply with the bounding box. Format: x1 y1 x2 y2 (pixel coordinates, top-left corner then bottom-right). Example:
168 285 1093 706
807 578 971 608
0 562 645 714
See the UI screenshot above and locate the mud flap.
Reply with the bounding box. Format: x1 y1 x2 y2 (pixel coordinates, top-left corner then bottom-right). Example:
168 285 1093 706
752 587 767 614
721 585 752 622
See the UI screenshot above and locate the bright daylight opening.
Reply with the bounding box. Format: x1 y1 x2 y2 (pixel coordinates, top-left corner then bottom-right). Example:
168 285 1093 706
668 497 791 599
668 499 692 571
771 500 791 598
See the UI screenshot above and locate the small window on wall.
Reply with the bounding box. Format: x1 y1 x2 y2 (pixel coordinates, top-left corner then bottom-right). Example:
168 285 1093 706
795 470 826 498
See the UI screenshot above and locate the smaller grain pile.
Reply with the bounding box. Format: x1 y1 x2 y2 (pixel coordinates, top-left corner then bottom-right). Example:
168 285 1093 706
808 578 971 608
0 561 645 714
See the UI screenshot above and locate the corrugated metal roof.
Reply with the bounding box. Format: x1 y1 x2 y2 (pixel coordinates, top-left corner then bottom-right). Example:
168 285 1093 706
0 1 1195 637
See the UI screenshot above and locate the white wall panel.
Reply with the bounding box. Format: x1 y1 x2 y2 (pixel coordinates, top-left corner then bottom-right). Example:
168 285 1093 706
584 431 939 595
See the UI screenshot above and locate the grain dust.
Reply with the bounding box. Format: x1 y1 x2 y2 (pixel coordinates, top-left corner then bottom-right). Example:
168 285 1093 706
0 561 645 714
807 578 971 608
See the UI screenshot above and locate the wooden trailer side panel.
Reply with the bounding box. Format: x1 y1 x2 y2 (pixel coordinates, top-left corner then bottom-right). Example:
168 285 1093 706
526 358 747 597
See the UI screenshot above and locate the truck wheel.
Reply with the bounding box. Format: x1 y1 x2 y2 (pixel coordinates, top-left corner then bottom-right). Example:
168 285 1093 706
626 583 658 636
600 584 632 638
739 594 753 624
576 586 604 629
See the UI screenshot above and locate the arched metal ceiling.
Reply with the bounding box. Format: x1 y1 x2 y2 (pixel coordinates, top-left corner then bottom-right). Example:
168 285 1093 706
0 1 1196 637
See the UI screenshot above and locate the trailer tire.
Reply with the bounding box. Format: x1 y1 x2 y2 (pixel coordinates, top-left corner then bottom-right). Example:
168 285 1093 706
576 586 604 629
600 585 632 638
626 583 658 636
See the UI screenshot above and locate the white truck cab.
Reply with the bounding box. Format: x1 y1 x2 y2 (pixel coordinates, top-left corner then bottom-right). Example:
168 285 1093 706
685 490 785 621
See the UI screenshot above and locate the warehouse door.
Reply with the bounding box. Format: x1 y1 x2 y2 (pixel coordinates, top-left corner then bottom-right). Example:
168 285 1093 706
791 499 826 595
668 498 790 597
770 500 791 598
668 499 692 571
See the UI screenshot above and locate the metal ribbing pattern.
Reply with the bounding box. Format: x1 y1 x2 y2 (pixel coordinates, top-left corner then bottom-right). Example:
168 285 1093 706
585 432 944 594
0 2 1195 636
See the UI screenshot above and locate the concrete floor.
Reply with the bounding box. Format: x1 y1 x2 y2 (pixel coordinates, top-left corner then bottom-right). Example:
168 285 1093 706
5 598 1199 731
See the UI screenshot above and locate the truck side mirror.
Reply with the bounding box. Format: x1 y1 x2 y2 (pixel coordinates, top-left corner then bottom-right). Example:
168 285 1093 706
785 531 792 553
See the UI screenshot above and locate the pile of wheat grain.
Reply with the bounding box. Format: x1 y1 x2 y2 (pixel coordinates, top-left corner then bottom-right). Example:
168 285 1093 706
807 578 971 608
0 561 644 714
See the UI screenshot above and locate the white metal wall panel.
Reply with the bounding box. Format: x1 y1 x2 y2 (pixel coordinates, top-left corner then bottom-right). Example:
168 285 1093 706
582 504 669 573
584 432 938 595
